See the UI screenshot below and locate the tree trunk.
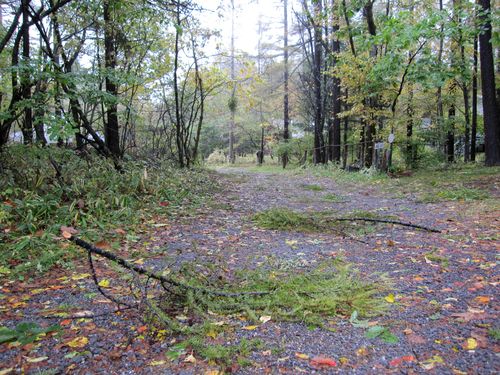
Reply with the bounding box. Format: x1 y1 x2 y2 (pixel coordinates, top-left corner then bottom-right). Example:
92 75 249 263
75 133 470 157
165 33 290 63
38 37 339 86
282 0 289 168
312 0 325 164
447 104 455 162
471 34 478 161
406 82 414 168
228 0 236 164
478 0 500 165
103 0 120 157
173 2 184 167
21 0 33 144
330 0 341 162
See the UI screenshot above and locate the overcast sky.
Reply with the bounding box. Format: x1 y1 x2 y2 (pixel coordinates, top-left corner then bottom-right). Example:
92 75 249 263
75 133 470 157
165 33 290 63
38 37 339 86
198 0 297 57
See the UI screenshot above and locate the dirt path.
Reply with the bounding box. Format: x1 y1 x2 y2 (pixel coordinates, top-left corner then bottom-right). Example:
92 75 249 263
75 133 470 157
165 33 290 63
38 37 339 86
1 168 498 374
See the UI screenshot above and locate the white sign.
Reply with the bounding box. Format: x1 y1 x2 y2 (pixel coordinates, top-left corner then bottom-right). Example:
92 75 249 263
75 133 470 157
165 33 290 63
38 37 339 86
388 133 395 143
375 142 385 150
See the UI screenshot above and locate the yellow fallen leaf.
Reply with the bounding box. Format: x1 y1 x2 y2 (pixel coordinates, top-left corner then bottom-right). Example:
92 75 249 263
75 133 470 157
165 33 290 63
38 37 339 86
465 337 478 350
285 239 298 247
98 279 110 288
66 336 89 348
25 356 48 363
71 273 90 281
150 360 166 366
242 325 258 330
295 352 309 360
134 258 145 265
206 329 218 339
184 354 196 363
205 371 222 375
385 293 395 303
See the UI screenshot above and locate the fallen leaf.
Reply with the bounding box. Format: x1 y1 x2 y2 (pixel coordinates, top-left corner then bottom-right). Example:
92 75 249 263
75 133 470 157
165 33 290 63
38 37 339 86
474 296 490 304
259 315 271 323
25 356 48 363
66 336 88 348
242 325 258 331
464 338 478 350
385 293 395 303
295 352 309 360
95 241 110 250
98 279 110 288
420 355 444 370
407 334 426 345
310 356 337 367
150 360 166 366
0 368 13 375
389 355 415 366
184 354 196 363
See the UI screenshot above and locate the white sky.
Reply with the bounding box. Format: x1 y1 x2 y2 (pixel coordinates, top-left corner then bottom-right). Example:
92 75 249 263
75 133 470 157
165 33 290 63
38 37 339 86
198 0 296 57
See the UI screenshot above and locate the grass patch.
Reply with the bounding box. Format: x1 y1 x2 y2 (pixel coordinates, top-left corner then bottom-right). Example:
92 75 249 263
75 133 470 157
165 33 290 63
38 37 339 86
252 207 385 234
424 251 449 267
302 183 325 191
419 187 489 203
323 193 344 202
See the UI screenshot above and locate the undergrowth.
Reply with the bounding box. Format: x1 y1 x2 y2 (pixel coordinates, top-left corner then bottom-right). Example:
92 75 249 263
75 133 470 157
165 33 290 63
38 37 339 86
0 145 218 276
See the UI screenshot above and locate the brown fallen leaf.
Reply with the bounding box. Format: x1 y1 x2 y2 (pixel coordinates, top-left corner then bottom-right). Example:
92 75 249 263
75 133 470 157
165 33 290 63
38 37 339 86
407 334 426 345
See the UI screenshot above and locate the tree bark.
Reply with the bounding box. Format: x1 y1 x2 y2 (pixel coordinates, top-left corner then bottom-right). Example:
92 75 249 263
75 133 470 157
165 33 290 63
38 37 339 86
282 0 290 168
471 34 478 161
21 0 33 144
312 0 325 164
103 0 120 157
478 0 500 165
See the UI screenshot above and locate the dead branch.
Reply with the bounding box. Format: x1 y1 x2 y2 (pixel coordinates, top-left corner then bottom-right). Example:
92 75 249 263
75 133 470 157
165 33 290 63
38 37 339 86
68 236 269 297
326 217 441 233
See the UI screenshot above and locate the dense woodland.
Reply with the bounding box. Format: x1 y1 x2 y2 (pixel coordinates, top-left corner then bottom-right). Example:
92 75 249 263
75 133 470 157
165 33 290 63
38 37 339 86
0 0 498 168
0 1 499 373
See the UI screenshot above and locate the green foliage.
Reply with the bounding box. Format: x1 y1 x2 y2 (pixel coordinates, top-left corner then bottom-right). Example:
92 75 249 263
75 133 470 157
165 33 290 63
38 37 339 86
301 184 324 191
364 325 399 344
0 145 217 276
150 259 390 364
323 193 344 202
420 187 489 203
0 322 61 345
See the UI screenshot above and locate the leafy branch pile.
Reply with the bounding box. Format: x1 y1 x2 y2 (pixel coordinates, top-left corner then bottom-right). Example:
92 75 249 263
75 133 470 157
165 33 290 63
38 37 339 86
0 145 217 276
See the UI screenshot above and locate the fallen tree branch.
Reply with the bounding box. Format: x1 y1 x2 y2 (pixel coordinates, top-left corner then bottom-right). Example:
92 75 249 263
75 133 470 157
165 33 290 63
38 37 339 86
68 235 269 297
326 217 441 233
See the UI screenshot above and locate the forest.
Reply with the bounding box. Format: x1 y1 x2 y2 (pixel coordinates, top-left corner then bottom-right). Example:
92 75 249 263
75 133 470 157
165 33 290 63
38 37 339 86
0 0 499 374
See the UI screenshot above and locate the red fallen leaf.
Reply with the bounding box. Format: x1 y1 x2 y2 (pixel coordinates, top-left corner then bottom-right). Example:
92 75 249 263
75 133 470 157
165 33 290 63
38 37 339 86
389 355 416 366
137 325 148 333
159 201 170 207
60 319 72 326
60 225 78 239
310 356 337 367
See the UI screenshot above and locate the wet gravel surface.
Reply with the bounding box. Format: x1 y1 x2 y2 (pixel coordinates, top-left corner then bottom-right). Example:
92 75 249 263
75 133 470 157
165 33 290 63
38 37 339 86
1 168 498 374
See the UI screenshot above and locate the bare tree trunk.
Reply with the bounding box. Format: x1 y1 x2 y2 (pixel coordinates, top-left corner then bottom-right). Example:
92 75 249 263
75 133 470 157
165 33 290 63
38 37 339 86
282 0 290 168
173 2 184 167
471 34 478 161
313 0 324 164
447 104 455 163
330 0 341 162
228 0 236 164
21 0 33 144
478 0 500 165
103 0 120 157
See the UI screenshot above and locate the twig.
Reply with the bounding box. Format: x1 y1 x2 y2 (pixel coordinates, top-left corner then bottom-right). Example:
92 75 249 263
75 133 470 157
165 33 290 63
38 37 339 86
326 217 441 233
69 236 269 297
87 251 137 308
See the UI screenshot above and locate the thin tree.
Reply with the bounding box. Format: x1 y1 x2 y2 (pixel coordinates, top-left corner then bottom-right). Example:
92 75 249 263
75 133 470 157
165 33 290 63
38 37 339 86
282 0 290 168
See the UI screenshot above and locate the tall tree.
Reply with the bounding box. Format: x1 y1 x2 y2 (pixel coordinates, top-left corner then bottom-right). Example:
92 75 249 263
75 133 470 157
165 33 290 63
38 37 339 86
282 0 290 168
103 0 120 157
228 0 236 163
478 0 500 165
